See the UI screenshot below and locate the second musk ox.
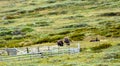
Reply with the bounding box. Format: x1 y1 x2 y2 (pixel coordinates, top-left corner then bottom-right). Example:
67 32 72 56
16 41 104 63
64 37 70 46
57 40 64 46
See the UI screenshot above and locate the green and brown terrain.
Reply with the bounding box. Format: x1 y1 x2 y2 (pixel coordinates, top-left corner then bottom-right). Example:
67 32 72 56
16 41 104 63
0 0 120 66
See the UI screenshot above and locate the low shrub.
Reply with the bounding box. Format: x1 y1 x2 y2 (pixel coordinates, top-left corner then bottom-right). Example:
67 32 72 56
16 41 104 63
62 23 89 28
5 44 19 48
4 15 15 19
60 10 67 14
50 35 65 42
0 44 6 48
0 27 8 31
49 30 71 36
63 15 84 19
117 43 120 46
21 27 34 32
19 40 33 47
103 52 120 59
26 21 53 27
36 22 50 26
34 14 43 17
80 48 87 52
34 35 65 44
3 35 12 40
46 0 56 3
90 43 112 50
57 31 71 35
26 23 34 27
48 11 67 15
0 40 6 44
11 30 22 35
105 33 112 37
12 35 25 40
34 37 50 44
11 27 34 35
0 30 12 36
69 33 85 41
62 63 77 66
17 10 26 14
99 12 120 17
48 11 58 15
5 39 24 48
95 64 108 66
112 33 120 37
2 20 15 25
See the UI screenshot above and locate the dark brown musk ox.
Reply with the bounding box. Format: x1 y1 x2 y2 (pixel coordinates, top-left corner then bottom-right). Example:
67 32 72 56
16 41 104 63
64 37 70 46
57 40 64 46
90 37 100 42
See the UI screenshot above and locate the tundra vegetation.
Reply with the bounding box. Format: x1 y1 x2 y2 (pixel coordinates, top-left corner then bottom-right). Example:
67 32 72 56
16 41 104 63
0 0 120 66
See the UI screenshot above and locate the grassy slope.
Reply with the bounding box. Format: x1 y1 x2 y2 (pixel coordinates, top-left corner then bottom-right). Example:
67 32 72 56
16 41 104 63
0 0 120 47
0 0 120 66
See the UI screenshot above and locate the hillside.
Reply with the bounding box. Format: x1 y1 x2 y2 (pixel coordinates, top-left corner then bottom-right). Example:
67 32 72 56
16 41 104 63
0 0 120 66
0 0 120 47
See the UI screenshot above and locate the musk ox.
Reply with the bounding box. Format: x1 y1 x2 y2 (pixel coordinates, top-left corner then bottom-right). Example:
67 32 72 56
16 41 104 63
57 40 64 46
90 37 100 42
64 37 70 46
